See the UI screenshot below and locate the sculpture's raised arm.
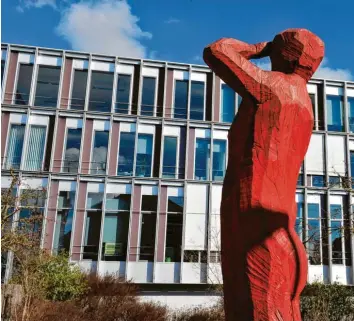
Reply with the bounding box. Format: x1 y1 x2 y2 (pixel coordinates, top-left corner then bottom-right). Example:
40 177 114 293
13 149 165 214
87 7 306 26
203 38 273 103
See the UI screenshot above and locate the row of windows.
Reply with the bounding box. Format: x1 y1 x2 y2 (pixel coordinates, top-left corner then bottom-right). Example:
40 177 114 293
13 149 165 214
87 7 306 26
3 122 228 182
2 61 242 123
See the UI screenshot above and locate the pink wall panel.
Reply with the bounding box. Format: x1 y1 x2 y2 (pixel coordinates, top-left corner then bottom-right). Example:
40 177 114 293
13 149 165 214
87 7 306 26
81 119 93 174
1 112 10 160
60 58 73 109
164 69 174 119
156 186 167 262
187 128 195 179
213 76 221 122
52 117 66 173
71 182 87 260
108 122 120 176
128 185 142 261
43 181 59 251
3 52 18 104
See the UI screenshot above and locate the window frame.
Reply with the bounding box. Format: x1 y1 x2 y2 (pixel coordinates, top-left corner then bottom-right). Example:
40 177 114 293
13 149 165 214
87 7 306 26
189 80 206 121
194 136 211 181
89 129 110 175
135 132 155 178
13 62 34 106
307 201 323 265
117 129 136 177
162 134 180 179
61 125 83 173
68 65 89 111
114 73 134 115
140 75 158 117
172 78 189 119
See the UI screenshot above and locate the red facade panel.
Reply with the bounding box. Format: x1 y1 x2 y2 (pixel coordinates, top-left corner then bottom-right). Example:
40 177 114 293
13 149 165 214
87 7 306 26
60 58 73 109
108 122 120 176
3 52 18 104
43 181 59 251
81 119 93 174
52 117 66 173
156 186 167 262
128 185 142 261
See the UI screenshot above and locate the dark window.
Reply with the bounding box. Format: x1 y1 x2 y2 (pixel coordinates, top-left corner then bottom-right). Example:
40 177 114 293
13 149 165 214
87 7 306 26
89 71 114 112
350 151 354 188
91 131 109 174
297 174 304 186
63 128 82 173
141 77 156 116
221 84 235 123
174 80 188 119
115 74 131 114
83 210 102 260
195 138 210 181
1 59 5 85
162 136 177 178
190 81 205 120
349 97 354 133
70 70 87 110
34 65 61 107
328 176 341 188
118 132 135 176
15 64 33 105
326 95 344 132
312 175 325 187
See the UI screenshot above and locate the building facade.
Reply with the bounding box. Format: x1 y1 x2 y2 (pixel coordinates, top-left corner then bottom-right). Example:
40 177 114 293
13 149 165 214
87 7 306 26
1 43 354 306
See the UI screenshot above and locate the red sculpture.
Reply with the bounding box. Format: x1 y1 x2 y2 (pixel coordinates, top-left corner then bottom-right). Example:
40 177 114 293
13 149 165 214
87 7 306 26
203 29 324 321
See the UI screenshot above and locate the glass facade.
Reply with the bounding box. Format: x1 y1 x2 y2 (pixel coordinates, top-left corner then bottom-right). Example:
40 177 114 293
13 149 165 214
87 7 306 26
195 138 210 181
117 132 135 176
212 140 226 181
70 70 87 110
174 80 188 119
15 64 33 105
221 84 235 123
91 131 109 174
190 81 205 120
63 128 82 173
136 134 153 177
34 66 61 107
115 74 131 114
162 136 178 178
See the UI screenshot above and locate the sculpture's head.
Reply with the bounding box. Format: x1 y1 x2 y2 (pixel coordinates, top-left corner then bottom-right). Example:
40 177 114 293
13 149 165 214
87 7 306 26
270 28 324 81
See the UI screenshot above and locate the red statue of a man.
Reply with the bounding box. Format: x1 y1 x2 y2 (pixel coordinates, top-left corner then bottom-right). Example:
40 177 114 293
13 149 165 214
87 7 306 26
203 29 324 321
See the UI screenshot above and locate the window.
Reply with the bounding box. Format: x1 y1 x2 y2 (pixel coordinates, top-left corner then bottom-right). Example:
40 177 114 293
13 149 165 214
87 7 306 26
5 124 25 170
350 151 354 188
117 132 135 176
330 204 343 264
326 95 344 132
1 59 5 85
210 251 221 263
195 138 210 181
312 175 325 187
139 195 157 261
165 196 183 262
183 250 207 263
297 174 304 186
70 70 87 110
15 64 33 105
141 77 156 116
213 140 226 181
328 176 341 188
89 71 114 112
115 74 131 114
221 84 235 123
53 191 75 254
296 202 303 239
24 125 46 171
309 93 316 130
174 80 188 119
34 66 61 107
91 131 109 174
63 128 82 173
307 203 321 265
102 193 131 261
136 134 153 177
162 136 178 178
190 81 205 120
349 97 354 133
83 192 103 260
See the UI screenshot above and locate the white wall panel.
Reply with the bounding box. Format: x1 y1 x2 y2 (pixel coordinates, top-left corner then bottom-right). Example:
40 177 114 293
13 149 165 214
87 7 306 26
191 72 207 82
1 176 13 189
66 118 83 129
208 263 222 284
142 67 159 77
116 64 134 74
91 61 114 72
174 70 189 80
184 184 208 250
9 113 27 124
29 115 49 126
37 55 62 66
306 84 317 94
181 263 206 283
155 263 180 283
73 60 89 70
93 120 110 131
18 53 34 64
325 86 343 96
20 178 48 189
327 135 346 175
167 187 183 197
142 185 158 195
163 126 180 136
307 194 321 204
127 262 153 283
87 183 104 193
347 89 354 97
195 129 211 139
98 261 126 277
138 124 155 134
213 130 228 140
120 123 136 132
210 186 222 251
106 184 131 194
59 181 77 191
305 134 324 173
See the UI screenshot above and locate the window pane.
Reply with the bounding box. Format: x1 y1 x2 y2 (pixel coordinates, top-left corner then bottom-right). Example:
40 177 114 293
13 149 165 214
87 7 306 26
58 191 76 209
195 138 210 181
308 203 320 219
83 211 102 260
308 220 321 265
312 175 325 187
141 77 156 116
117 132 135 176
351 151 354 188
136 134 153 177
349 97 354 133
5 124 25 170
102 212 129 260
91 131 109 174
162 136 177 178
87 193 103 209
165 214 183 262
70 70 87 110
328 176 341 188
63 128 81 173
174 80 188 119
34 66 61 107
167 196 184 213
331 221 343 264
221 84 235 123
89 71 114 112
115 74 131 114
15 64 33 105
190 81 204 120
297 174 303 186
141 195 158 212
139 213 156 261
309 93 316 129
1 60 5 85
105 193 131 211
53 209 74 254
326 95 344 132
24 126 46 171
213 139 226 181
296 202 303 237
330 204 342 219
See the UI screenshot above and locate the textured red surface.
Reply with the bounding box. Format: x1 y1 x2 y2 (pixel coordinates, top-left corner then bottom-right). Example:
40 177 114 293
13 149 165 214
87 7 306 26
203 29 324 321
